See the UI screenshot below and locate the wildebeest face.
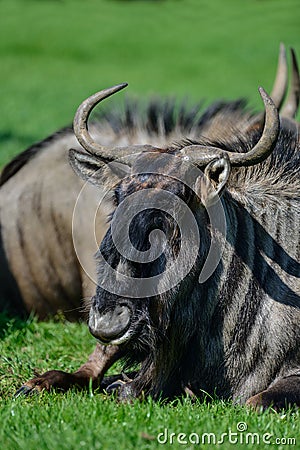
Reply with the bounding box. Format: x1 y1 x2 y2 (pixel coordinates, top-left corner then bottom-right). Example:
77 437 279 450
69 83 278 349
70 149 231 348
90 163 193 346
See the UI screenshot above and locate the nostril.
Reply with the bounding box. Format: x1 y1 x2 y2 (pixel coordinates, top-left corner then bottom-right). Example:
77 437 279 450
89 304 131 343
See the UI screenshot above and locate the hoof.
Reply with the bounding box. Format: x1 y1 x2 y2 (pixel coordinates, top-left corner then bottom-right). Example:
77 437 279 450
14 385 40 398
105 379 136 402
106 379 127 394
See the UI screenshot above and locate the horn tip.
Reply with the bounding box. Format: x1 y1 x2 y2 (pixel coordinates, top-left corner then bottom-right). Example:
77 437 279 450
119 82 128 89
279 42 286 55
111 83 128 94
258 86 268 98
258 86 272 103
279 43 287 64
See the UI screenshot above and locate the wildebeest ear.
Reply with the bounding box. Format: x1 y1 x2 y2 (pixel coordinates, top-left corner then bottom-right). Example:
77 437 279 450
69 149 131 184
195 155 231 207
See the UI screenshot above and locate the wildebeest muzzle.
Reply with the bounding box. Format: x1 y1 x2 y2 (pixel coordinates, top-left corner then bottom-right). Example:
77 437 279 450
89 297 132 345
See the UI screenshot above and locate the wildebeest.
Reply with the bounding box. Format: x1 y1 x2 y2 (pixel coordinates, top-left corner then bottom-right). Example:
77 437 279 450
1 87 273 321
16 45 300 409
1 77 230 320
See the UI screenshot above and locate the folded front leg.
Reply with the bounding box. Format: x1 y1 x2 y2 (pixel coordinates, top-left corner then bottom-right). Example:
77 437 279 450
246 374 300 410
16 344 122 396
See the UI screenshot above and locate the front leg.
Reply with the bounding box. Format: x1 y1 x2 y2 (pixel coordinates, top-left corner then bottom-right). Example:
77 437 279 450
246 374 300 410
16 343 122 396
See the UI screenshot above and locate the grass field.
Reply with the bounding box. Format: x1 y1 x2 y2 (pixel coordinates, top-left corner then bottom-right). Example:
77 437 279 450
1 315 299 450
0 0 300 449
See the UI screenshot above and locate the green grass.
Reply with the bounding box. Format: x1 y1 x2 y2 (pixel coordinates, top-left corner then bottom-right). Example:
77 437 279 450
0 315 299 450
0 0 299 448
0 0 299 166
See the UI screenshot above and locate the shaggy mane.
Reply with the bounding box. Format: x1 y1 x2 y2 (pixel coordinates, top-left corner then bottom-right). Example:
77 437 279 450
0 97 247 186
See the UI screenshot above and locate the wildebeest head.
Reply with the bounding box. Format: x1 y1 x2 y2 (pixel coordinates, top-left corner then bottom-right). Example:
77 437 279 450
68 81 281 358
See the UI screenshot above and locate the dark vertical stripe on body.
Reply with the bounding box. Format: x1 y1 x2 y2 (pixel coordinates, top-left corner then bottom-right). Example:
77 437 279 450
50 205 68 258
229 277 263 353
226 208 263 352
33 185 43 219
212 251 245 330
252 209 274 289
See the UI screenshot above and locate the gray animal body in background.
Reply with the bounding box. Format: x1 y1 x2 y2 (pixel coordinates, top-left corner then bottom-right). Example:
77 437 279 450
16 45 300 409
0 127 110 319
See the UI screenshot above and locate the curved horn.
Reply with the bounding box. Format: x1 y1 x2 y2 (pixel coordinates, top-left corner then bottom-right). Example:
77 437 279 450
281 48 300 119
73 83 156 163
73 83 127 157
270 43 288 110
180 87 279 167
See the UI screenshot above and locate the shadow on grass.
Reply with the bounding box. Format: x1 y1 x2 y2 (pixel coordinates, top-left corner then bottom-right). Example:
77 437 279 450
0 312 32 340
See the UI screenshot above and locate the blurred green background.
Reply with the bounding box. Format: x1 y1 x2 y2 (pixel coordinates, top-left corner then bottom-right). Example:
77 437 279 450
0 0 299 167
